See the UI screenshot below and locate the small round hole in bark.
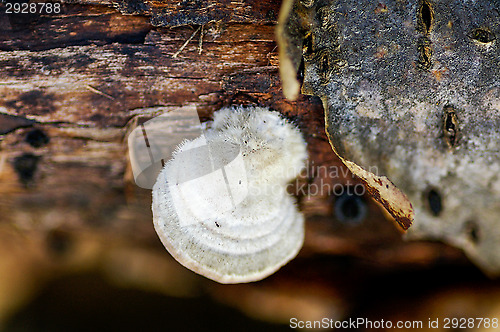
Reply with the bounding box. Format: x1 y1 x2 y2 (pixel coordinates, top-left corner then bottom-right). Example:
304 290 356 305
471 28 495 44
297 59 305 82
425 188 443 216
443 106 459 148
25 128 50 148
13 153 40 185
334 191 367 224
464 220 480 244
419 1 433 34
46 230 73 257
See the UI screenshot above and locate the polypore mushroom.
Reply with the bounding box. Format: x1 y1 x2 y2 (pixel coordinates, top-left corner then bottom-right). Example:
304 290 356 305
152 106 307 283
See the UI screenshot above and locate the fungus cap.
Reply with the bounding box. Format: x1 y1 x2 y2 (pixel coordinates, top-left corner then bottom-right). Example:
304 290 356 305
152 106 307 283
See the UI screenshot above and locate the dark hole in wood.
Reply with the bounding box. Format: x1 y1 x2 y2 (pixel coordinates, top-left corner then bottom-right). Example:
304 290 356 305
471 28 496 44
334 191 367 224
296 57 305 82
426 188 442 216
464 221 480 244
13 153 39 185
420 1 433 34
46 230 73 257
444 106 459 148
25 128 50 148
322 60 329 76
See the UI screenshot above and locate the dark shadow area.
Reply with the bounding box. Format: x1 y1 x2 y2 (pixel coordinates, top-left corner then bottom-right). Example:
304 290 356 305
4 273 290 332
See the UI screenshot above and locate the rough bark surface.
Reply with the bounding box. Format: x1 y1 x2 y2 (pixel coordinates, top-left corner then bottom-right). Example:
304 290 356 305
277 0 500 275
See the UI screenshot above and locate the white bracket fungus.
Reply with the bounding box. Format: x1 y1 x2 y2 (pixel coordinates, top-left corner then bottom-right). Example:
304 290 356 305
151 106 307 283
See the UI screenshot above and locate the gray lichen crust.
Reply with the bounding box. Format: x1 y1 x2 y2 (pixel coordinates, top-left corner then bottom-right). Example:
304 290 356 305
278 0 500 274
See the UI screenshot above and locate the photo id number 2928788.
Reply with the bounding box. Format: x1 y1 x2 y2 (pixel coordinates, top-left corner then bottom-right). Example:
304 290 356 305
3 1 61 14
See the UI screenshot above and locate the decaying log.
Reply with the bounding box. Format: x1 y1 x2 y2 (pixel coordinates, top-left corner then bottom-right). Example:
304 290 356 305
0 0 488 328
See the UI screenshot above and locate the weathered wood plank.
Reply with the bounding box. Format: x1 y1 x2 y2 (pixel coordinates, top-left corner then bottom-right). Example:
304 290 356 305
0 0 476 327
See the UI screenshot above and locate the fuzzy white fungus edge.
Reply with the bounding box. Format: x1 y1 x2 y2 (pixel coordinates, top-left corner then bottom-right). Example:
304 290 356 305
152 106 308 283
